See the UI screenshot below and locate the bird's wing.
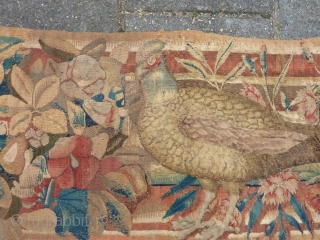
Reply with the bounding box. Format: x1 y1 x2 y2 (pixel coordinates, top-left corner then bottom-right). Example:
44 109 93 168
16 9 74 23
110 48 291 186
178 115 308 155
175 85 311 155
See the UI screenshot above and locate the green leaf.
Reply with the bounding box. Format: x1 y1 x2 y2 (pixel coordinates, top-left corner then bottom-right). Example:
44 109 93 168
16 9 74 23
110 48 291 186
175 58 208 78
186 42 212 73
242 55 257 75
307 175 320 185
260 45 267 76
273 54 293 100
214 38 234 74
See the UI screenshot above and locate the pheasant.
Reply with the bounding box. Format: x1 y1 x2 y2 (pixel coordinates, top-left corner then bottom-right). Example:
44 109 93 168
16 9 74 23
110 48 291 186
135 40 320 239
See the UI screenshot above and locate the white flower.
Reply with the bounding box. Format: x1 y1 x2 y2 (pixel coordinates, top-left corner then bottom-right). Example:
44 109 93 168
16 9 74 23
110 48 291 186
25 128 49 148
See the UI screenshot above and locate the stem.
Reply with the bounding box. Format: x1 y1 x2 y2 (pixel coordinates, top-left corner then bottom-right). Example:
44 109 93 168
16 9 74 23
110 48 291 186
260 74 276 112
44 179 54 208
314 64 320 75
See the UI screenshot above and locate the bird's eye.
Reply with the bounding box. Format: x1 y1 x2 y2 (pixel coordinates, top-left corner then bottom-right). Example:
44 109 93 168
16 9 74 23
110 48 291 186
147 56 157 66
145 56 161 69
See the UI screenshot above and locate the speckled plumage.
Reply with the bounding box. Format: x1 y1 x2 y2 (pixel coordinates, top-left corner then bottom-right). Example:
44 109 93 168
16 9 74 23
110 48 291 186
135 39 320 239
138 83 320 182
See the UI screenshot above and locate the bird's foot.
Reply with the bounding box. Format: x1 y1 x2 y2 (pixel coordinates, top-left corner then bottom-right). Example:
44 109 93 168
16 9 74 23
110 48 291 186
200 222 240 240
172 216 215 239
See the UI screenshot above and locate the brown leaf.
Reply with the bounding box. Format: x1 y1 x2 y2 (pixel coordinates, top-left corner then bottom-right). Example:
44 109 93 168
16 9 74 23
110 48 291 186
19 209 57 232
102 172 136 202
33 75 60 109
67 101 86 135
0 64 4 85
100 57 122 95
0 218 23 239
0 95 29 117
117 165 148 196
9 110 32 136
0 135 27 175
91 133 109 159
110 42 130 64
33 109 68 134
104 133 128 156
44 58 59 77
11 65 34 105
80 38 106 60
28 58 44 83
88 191 108 237
39 38 80 61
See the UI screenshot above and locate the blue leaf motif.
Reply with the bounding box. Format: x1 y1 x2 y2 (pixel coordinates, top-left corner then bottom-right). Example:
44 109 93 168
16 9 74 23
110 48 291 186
282 212 303 233
107 202 130 235
290 194 312 233
0 37 23 53
162 175 197 199
237 192 258 212
163 188 199 219
279 229 286 240
242 55 257 75
247 194 264 238
236 198 249 212
52 189 89 240
265 219 277 236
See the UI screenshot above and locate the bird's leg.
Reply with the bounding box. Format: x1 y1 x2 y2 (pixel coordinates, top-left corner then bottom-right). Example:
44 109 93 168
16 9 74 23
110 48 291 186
173 179 219 239
173 189 217 239
201 194 240 240
201 181 244 240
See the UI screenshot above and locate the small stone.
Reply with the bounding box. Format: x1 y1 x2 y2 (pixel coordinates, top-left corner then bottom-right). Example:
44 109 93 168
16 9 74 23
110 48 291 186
230 30 233 33
220 28 223 32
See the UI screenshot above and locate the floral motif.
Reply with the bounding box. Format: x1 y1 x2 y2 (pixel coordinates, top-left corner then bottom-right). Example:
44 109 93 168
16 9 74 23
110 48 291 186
240 81 266 107
258 170 298 206
47 135 100 189
296 84 319 124
58 55 105 99
25 127 49 148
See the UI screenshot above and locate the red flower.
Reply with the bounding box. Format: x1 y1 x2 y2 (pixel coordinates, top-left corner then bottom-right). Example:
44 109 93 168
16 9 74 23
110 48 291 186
48 135 99 189
296 84 319 124
305 184 320 216
240 81 266 107
258 170 298 206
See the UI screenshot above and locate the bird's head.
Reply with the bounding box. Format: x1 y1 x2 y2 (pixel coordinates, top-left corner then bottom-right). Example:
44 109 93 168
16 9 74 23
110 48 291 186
135 40 177 104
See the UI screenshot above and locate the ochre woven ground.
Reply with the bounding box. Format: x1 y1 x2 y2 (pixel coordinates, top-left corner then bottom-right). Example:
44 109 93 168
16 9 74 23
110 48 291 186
0 27 320 240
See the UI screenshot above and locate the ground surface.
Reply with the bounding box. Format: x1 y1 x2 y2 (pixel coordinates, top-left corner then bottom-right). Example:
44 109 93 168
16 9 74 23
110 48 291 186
0 0 319 40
